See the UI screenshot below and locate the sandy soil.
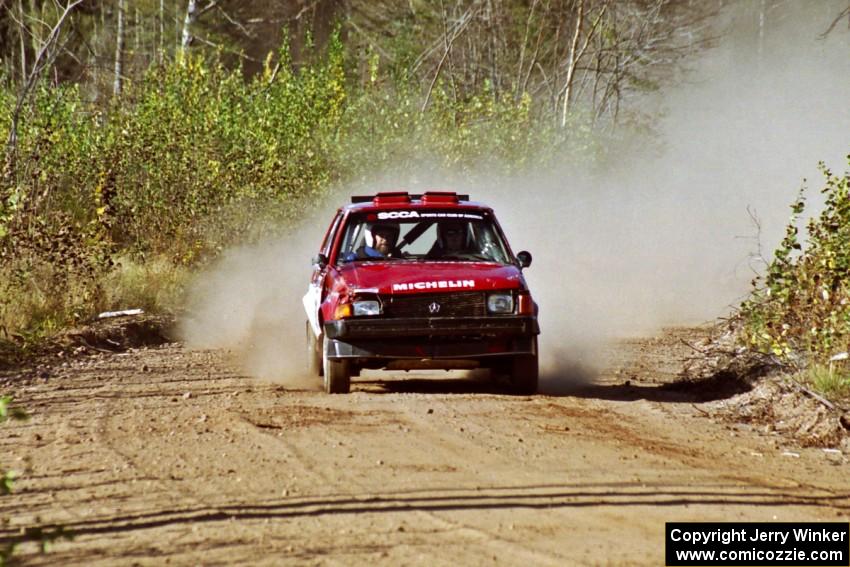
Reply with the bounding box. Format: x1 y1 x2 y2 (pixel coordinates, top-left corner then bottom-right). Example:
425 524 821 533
1 326 848 566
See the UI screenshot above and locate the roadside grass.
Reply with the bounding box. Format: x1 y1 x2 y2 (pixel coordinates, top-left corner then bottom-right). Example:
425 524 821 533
0 260 98 348
102 255 189 314
0 256 187 363
797 363 850 401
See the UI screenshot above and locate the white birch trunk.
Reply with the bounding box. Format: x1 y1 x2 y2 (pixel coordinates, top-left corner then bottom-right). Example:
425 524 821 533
159 0 165 63
113 0 125 96
16 0 27 81
181 0 197 52
561 0 584 129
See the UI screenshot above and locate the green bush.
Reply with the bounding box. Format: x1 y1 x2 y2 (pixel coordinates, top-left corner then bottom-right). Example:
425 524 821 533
741 156 850 371
0 32 589 343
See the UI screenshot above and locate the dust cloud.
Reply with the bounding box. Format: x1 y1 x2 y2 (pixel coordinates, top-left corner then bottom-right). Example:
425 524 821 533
180 3 849 389
478 3 850 384
178 226 323 388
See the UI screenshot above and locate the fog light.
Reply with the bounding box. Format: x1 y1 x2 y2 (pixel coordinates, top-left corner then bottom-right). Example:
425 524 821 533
487 293 514 314
335 303 352 319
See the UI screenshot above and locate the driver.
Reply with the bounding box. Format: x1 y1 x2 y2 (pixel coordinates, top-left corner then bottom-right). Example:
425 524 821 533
348 222 402 260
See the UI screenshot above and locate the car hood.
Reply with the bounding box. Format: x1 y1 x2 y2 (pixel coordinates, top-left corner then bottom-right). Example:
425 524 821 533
336 261 525 295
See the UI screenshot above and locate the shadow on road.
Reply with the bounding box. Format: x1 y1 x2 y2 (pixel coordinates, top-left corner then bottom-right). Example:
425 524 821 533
356 366 753 403
357 377 520 395
4 482 847 548
545 370 754 403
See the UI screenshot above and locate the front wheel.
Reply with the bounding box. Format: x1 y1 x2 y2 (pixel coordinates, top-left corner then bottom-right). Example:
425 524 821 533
510 338 538 395
322 336 351 394
306 321 323 377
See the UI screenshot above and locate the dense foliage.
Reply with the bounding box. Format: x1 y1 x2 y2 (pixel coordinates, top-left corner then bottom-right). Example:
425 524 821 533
0 33 574 346
741 156 850 395
0 0 843 361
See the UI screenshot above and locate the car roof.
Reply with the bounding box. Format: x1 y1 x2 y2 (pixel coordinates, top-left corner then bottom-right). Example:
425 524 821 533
340 191 493 214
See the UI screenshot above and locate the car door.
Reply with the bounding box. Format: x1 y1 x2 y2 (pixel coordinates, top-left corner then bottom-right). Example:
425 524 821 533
303 211 343 337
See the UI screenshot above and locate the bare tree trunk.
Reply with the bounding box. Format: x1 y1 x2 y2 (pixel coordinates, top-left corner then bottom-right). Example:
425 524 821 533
520 8 545 96
560 0 584 128
560 0 606 128
175 0 180 49
135 5 140 58
422 35 454 112
159 0 165 63
485 0 500 94
591 28 602 125
613 48 621 126
27 0 39 64
439 0 458 105
114 0 125 96
16 0 27 82
516 0 539 99
181 0 197 52
549 5 563 115
421 3 475 112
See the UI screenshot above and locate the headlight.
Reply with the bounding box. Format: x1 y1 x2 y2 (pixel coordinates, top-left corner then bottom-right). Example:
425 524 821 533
353 300 381 316
487 293 514 314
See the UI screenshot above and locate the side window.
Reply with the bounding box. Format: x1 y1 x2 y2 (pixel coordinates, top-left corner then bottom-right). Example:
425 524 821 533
321 213 343 257
336 221 363 265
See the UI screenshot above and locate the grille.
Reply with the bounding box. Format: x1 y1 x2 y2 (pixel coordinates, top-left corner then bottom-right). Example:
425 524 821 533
382 292 486 318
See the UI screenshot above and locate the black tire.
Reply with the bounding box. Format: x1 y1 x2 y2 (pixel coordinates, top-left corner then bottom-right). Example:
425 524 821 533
322 336 351 394
306 320 323 377
510 338 539 395
510 354 538 395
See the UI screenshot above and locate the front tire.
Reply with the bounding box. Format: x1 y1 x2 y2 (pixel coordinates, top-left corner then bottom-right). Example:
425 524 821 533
306 321 323 377
322 336 351 394
510 338 538 395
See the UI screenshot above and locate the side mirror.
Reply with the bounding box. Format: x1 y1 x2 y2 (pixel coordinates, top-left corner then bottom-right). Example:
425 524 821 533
516 251 532 269
312 253 328 269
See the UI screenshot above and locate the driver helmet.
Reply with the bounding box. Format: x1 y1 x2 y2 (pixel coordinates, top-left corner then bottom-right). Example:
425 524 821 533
365 221 400 249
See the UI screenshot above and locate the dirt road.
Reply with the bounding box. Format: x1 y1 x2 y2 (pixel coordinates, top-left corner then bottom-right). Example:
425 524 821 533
2 327 848 565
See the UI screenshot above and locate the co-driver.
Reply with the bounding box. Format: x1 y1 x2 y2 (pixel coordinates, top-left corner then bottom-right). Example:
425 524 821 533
428 222 468 258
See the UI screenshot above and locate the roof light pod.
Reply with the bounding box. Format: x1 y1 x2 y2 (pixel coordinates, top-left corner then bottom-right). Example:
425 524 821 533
372 192 412 205
421 191 460 205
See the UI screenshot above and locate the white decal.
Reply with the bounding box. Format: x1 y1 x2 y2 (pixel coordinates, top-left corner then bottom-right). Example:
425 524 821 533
392 280 475 292
377 211 420 219
419 212 483 220
376 211 483 220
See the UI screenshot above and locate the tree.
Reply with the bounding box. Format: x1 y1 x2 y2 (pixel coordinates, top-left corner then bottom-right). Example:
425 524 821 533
342 0 716 127
113 0 125 95
3 0 84 179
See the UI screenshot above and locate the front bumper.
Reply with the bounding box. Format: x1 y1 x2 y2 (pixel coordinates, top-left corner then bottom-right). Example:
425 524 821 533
323 316 539 360
324 316 538 340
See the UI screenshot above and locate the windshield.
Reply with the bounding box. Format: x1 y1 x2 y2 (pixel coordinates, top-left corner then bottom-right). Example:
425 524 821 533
337 210 512 264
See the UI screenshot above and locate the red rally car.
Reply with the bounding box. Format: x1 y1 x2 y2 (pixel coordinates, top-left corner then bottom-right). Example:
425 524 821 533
303 191 539 394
